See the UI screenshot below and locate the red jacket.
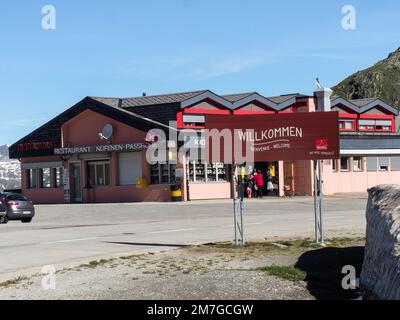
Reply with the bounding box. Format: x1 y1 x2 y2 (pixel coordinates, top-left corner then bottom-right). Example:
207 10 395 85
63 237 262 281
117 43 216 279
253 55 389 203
253 173 264 187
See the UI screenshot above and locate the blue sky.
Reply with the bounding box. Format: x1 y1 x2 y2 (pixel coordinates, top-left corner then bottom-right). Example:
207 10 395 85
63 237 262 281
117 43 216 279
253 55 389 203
0 0 399 145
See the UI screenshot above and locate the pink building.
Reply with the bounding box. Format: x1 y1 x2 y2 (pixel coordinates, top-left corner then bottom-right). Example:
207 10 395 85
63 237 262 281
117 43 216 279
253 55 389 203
8 89 400 203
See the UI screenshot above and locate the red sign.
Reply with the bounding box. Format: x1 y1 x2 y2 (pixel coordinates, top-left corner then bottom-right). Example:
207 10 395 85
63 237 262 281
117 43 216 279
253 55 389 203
16 141 58 152
204 112 340 163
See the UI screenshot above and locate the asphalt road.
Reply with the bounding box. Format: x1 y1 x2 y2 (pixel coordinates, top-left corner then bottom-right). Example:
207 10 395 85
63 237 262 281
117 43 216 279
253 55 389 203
0 195 367 281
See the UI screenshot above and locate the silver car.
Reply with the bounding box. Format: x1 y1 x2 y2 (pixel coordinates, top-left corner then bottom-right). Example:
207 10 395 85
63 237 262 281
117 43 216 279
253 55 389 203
0 193 35 224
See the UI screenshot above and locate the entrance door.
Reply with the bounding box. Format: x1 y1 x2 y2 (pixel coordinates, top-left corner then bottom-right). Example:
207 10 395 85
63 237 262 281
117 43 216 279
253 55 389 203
254 161 279 196
71 164 82 203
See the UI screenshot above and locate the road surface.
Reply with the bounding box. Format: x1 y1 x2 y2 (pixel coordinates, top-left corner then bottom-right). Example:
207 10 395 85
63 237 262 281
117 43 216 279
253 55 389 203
0 195 367 281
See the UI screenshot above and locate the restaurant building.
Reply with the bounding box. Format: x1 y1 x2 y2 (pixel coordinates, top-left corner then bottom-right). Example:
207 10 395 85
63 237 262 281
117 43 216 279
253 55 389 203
9 89 400 204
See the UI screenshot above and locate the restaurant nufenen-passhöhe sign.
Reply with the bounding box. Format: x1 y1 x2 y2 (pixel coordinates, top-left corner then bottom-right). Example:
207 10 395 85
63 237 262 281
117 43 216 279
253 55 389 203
204 112 340 163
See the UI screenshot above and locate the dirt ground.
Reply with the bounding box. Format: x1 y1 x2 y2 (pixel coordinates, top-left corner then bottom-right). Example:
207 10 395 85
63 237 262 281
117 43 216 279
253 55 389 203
0 237 365 300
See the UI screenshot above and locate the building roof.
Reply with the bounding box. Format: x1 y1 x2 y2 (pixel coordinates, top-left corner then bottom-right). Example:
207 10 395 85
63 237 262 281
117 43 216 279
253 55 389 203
221 92 256 102
91 90 209 108
331 96 398 115
9 89 399 159
91 91 309 111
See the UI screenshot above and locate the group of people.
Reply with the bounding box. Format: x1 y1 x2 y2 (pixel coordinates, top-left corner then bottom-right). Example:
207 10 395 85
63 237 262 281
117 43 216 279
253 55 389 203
242 164 277 199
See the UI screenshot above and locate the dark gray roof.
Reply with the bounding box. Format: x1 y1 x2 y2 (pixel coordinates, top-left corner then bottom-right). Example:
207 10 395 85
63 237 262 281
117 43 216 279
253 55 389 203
348 98 378 107
91 90 208 108
222 92 256 102
122 90 207 107
331 96 398 115
267 94 307 104
92 91 309 109
90 97 121 108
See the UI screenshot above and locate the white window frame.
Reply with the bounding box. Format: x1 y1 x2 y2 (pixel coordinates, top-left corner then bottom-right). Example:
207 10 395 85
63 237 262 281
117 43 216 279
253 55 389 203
190 161 228 183
88 160 110 186
340 157 350 172
353 157 363 172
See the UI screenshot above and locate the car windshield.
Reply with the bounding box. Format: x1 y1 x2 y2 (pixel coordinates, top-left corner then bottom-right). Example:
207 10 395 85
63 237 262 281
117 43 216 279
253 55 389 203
7 194 28 201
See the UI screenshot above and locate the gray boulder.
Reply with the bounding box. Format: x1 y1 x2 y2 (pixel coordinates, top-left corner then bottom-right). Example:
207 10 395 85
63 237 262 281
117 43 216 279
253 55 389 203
360 185 400 300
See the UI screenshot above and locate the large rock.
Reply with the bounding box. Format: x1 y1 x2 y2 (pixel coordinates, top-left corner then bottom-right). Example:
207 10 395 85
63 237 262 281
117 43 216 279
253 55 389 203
360 185 400 300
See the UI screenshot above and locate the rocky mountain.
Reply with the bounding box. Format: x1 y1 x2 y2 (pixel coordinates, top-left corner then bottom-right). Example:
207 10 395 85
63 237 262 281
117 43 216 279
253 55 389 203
0 145 21 191
333 47 400 109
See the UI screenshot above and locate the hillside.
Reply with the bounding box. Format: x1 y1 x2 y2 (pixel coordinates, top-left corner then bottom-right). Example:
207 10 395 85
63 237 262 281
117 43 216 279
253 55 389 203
333 47 400 109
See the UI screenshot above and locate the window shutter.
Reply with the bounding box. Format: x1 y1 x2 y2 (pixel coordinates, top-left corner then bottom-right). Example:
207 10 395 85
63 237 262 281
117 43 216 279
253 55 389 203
366 157 377 172
391 157 400 171
119 152 142 186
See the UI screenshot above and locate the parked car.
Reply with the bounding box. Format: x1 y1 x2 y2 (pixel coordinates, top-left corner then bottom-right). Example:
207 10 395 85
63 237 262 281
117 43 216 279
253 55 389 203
0 193 35 224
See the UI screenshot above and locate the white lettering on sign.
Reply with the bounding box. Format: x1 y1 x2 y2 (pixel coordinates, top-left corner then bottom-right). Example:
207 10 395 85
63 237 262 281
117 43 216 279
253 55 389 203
54 143 148 155
238 127 303 145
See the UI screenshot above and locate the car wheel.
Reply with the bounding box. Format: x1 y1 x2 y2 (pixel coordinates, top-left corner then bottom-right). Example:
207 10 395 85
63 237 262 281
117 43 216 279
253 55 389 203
21 218 32 223
0 216 8 224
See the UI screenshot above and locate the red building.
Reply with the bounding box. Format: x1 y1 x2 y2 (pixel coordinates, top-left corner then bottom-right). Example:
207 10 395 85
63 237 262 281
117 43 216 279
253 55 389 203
9 89 400 203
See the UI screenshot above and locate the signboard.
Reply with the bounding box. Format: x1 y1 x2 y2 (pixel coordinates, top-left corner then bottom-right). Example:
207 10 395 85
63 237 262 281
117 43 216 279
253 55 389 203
54 143 149 155
16 141 58 152
204 112 340 163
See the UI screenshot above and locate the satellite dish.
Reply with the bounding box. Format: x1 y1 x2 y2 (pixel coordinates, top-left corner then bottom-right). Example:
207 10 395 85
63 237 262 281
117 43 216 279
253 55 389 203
100 124 113 140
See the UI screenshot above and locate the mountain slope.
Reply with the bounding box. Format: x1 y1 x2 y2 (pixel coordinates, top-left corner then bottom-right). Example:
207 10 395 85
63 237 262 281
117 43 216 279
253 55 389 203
333 47 400 109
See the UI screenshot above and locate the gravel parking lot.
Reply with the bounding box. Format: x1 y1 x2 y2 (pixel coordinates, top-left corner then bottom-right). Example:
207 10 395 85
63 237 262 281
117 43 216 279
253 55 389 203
0 237 365 300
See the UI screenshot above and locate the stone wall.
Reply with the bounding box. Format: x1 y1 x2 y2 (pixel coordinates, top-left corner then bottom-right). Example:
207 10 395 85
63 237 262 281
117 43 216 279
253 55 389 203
360 185 400 300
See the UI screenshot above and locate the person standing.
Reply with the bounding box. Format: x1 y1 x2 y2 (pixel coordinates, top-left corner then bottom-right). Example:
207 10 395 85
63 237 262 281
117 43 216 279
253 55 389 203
266 169 274 196
253 170 264 198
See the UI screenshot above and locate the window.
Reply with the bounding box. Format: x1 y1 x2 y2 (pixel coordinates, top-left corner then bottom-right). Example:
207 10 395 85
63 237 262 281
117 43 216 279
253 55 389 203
41 168 51 188
366 157 377 172
391 157 400 171
55 167 63 188
375 120 392 131
339 119 355 131
189 162 230 182
340 157 350 171
379 157 389 171
6 194 28 201
183 114 205 127
119 152 142 186
359 119 392 131
27 169 38 189
88 161 110 186
353 157 363 172
332 159 338 172
150 164 176 184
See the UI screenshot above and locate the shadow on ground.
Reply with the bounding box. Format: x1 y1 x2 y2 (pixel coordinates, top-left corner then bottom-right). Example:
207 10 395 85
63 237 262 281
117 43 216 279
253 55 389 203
103 241 188 248
295 246 364 300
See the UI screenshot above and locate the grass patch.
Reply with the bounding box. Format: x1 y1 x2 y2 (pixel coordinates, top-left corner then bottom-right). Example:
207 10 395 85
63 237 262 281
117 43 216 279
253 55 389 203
0 276 29 288
79 258 114 269
258 265 306 282
201 237 365 254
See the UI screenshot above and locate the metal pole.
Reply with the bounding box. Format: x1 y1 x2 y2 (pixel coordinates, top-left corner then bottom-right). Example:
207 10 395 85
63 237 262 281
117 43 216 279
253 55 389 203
313 160 319 242
233 165 238 246
240 197 244 245
318 160 324 243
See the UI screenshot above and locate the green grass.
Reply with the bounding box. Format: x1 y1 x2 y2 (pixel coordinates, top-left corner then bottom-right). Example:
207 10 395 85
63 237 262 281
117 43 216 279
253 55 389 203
202 237 365 253
0 276 28 288
258 265 306 283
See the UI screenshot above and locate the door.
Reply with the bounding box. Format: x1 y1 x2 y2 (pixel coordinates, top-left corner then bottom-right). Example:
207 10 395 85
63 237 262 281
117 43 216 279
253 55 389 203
283 161 294 196
71 164 82 202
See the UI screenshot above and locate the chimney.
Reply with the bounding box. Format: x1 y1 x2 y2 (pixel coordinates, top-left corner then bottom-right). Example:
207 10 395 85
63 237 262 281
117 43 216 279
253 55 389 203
314 87 333 112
